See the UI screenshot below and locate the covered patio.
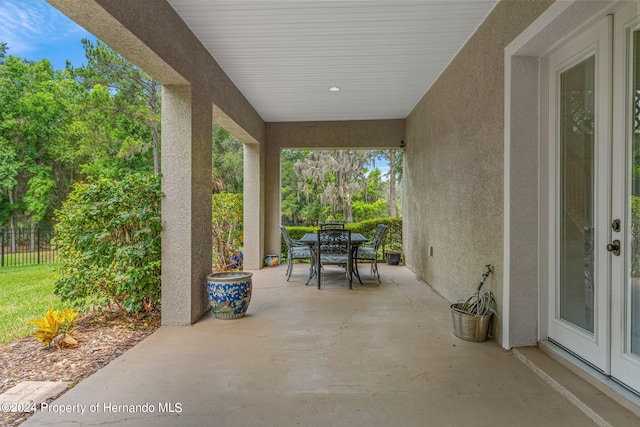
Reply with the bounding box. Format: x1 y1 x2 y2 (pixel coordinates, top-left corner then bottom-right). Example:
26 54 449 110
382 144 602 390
41 0 640 419
23 264 639 426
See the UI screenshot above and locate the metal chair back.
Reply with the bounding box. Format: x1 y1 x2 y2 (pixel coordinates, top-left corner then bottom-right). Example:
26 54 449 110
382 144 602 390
353 224 388 283
319 222 345 230
280 225 311 281
316 229 352 289
370 224 388 251
280 224 298 247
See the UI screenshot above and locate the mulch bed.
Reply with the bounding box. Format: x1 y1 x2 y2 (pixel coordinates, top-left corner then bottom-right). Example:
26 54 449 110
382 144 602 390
0 309 160 426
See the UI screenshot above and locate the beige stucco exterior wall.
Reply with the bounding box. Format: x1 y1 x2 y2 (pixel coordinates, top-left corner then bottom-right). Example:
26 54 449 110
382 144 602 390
404 0 554 343
243 141 266 270
160 86 213 324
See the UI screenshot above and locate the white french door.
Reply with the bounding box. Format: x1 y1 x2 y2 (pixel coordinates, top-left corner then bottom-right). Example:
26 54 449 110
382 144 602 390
611 1 640 393
547 15 611 372
548 3 640 393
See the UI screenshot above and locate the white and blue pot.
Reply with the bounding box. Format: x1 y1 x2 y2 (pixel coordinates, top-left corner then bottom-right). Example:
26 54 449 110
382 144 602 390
206 272 253 319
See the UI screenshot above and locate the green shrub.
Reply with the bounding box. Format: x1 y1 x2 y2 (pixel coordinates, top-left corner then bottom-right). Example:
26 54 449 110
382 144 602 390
212 192 243 270
53 174 163 312
352 199 389 221
346 218 403 253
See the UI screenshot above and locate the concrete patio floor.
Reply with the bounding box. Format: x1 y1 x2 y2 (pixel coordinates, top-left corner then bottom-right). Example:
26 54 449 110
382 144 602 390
24 264 640 426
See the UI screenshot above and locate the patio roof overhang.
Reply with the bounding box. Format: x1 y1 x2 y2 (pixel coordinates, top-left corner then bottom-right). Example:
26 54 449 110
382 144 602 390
48 0 498 124
162 0 498 123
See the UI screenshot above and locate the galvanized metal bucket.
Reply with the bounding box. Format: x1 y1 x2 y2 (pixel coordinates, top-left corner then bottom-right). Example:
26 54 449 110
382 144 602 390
450 303 493 342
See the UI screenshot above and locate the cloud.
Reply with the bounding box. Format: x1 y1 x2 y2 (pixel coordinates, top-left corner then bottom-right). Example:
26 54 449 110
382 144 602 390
0 0 90 56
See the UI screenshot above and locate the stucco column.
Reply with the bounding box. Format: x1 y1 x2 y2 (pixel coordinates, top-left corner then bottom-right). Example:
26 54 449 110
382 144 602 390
264 142 282 258
161 85 212 325
243 142 264 269
502 57 540 348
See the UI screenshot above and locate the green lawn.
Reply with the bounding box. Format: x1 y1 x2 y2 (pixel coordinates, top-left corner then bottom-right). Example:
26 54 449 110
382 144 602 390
0 264 73 344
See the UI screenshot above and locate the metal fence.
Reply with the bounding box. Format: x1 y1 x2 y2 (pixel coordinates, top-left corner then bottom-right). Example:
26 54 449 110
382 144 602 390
1 226 58 267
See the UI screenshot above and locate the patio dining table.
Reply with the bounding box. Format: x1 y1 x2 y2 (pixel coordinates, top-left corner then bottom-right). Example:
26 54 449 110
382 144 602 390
299 232 368 286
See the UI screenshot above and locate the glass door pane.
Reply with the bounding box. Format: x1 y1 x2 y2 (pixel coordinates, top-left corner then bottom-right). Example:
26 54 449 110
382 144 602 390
559 56 596 334
611 3 640 392
630 29 640 357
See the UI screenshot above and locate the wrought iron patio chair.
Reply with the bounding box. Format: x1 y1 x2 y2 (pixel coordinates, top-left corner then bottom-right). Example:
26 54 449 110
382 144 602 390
354 224 387 283
316 229 352 289
319 222 345 230
280 225 312 281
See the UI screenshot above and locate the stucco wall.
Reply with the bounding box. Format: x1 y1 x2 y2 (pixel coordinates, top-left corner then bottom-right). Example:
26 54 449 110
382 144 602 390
404 0 553 342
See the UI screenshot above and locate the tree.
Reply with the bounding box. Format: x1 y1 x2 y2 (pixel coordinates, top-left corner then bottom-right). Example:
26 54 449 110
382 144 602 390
281 150 311 224
377 149 403 218
212 123 243 193
0 39 166 234
0 136 21 250
0 137 21 216
0 54 79 230
294 150 375 222
74 39 161 175
212 192 243 270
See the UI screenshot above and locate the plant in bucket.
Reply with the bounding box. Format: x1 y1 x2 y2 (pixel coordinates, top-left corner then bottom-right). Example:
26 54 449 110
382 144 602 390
450 264 495 342
206 271 253 319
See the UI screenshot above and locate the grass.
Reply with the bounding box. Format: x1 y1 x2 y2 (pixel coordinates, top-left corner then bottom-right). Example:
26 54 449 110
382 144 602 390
0 264 73 344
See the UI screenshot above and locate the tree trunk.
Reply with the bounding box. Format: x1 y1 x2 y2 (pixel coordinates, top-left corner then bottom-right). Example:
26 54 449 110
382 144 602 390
152 122 160 175
345 195 353 223
30 222 36 252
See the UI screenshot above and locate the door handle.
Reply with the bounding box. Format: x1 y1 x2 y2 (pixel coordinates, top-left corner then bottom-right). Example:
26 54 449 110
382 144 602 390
611 219 621 232
606 240 621 256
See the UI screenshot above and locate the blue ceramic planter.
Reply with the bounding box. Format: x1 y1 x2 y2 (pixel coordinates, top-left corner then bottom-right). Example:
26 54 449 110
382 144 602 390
206 272 253 319
264 254 279 267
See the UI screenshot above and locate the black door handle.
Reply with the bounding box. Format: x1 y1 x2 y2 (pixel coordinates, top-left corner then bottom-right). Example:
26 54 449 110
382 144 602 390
606 240 620 256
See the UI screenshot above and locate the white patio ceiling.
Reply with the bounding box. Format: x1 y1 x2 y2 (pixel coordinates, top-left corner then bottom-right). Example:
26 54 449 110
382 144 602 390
166 0 497 122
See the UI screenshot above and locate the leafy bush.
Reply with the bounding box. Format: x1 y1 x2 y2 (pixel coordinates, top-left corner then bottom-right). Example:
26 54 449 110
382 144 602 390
351 199 389 221
53 174 162 312
212 192 243 270
28 308 78 348
347 218 403 253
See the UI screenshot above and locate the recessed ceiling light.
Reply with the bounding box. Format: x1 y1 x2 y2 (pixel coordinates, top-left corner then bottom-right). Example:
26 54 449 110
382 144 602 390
329 86 340 92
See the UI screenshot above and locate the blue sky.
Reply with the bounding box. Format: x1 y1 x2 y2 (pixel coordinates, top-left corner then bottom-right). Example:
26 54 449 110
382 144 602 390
0 0 94 69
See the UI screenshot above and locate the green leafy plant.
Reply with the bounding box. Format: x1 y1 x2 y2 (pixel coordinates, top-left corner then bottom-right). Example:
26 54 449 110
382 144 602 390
53 174 163 312
212 192 243 270
28 308 79 348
